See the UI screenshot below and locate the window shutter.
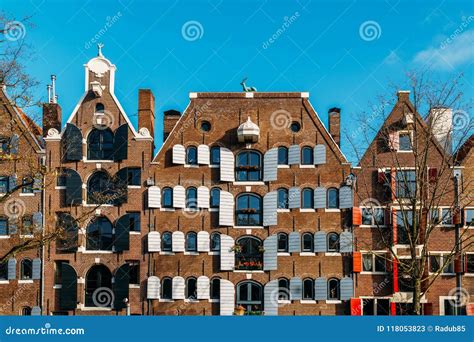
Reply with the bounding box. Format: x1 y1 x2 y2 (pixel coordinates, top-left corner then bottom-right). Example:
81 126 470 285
172 144 185 164
147 186 161 208
264 279 279 316
339 231 353 253
60 263 77 310
7 258 16 280
288 187 301 209
197 276 210 300
113 264 130 309
32 212 43 232
340 277 353 301
263 148 278 181
388 131 399 151
353 252 362 273
290 277 302 301
33 174 42 192
57 213 78 253
351 298 362 315
173 185 185 208
288 145 300 165
219 147 235 182
113 124 128 161
288 232 301 253
32 258 41 280
197 231 210 252
263 191 278 226
197 186 210 209
263 235 278 271
339 186 353 209
172 276 185 299
220 234 235 271
219 191 234 226
148 232 161 252
31 306 41 315
8 218 17 235
352 207 362 226
9 134 19 154
172 231 185 252
62 124 83 161
113 168 128 205
313 144 326 165
147 276 160 299
197 145 210 165
314 231 327 253
314 277 327 300
114 214 130 252
219 279 235 316
8 174 16 192
314 187 327 209
64 169 82 206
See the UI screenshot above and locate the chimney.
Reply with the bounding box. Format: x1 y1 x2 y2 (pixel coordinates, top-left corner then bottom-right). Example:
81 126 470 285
397 90 410 102
42 102 62 137
51 75 57 104
328 107 341 146
163 109 181 142
428 106 453 154
138 89 155 139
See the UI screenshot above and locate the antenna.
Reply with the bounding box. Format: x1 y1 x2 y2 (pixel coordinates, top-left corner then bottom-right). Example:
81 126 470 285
51 75 57 104
47 84 52 103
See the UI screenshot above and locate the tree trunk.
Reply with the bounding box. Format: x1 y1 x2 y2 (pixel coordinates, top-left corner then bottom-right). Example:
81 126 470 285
412 278 422 315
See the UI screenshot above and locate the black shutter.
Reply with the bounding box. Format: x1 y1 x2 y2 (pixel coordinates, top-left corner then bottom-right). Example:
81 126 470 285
113 168 128 205
60 263 77 310
57 213 78 252
62 124 83 161
113 264 129 310
114 214 130 252
64 169 82 206
113 124 128 161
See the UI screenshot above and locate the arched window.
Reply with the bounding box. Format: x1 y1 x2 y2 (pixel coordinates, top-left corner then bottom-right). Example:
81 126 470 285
210 146 220 165
161 277 172 299
21 306 32 315
235 150 262 181
278 147 288 165
327 232 339 252
87 128 114 160
302 232 314 252
186 277 197 299
210 232 221 251
162 187 173 208
277 188 289 209
20 259 32 280
86 216 113 251
328 278 340 300
87 171 114 204
210 187 220 208
186 187 197 209
278 278 290 300
301 146 313 165
186 232 197 252
303 278 314 300
327 188 339 209
95 103 105 113
301 188 314 209
236 193 262 226
277 232 288 252
162 232 172 252
85 265 112 307
186 146 198 165
235 236 263 271
210 277 220 299
237 281 263 314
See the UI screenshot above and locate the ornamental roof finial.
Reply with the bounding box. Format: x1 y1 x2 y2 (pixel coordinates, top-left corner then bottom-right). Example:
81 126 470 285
97 43 104 57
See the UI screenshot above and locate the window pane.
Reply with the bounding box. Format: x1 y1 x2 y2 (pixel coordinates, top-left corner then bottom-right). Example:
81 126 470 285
302 189 313 208
278 147 288 165
362 254 373 272
0 218 8 235
328 279 339 299
210 233 220 251
441 209 452 225
162 233 172 251
429 255 440 273
162 188 173 207
399 133 412 151
210 147 220 165
277 234 288 252
186 233 197 251
301 147 313 165
128 212 141 232
0 177 8 193
374 255 386 272
127 168 141 186
210 188 220 208
303 280 313 299
467 255 474 273
302 234 313 251
277 189 288 209
327 189 338 209
374 208 384 225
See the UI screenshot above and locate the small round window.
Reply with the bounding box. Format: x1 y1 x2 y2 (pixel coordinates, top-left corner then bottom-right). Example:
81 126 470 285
200 121 211 132
290 122 301 133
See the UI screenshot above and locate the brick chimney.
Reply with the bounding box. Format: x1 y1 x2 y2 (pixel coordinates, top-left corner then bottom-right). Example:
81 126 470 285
397 90 410 102
163 109 181 142
138 89 155 139
328 107 341 146
42 103 62 137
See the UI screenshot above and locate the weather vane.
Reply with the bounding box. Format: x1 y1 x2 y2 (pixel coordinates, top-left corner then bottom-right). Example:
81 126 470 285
240 77 257 92
97 43 104 57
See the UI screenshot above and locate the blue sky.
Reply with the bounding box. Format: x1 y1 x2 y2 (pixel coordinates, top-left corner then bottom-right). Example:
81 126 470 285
3 0 474 162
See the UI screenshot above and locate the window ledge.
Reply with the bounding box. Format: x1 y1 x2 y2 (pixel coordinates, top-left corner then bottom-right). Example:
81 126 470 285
184 252 199 255
233 270 265 273
209 208 219 212
208 299 220 303
299 165 315 168
83 160 114 163
184 299 200 303
129 231 141 235
326 300 342 304
300 300 316 304
428 272 455 276
278 252 290 256
277 209 290 213
19 193 35 197
55 186 66 190
184 164 199 168
127 185 141 189
278 300 291 304
129 284 140 289
159 251 175 255
208 251 220 256
360 272 389 275
208 165 219 168
300 252 315 256
83 204 114 207
183 208 199 212
160 208 175 212
464 273 474 277
81 250 113 254
0 235 10 239
360 225 387 229
232 181 265 186
159 299 174 302
53 284 62 289
277 165 290 169
325 208 341 212
325 252 341 256
0 280 10 284
233 226 264 229
80 306 112 311
20 235 34 239
18 280 34 284
299 209 315 212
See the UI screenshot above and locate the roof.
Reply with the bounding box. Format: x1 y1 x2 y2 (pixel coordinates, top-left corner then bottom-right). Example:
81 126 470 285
455 134 474 164
16 107 42 136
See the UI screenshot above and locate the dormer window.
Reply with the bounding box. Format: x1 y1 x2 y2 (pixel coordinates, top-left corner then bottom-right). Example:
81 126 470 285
399 132 412 151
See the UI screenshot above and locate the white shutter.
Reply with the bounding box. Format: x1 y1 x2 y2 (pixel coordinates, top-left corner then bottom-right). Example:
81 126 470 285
147 186 161 208
288 232 301 253
263 235 278 270
172 231 185 252
220 147 235 182
220 279 235 316
197 231 210 252
197 276 210 299
264 279 279 316
339 231 353 253
198 145 210 165
147 276 160 299
288 187 301 209
219 191 234 226
340 277 353 301
263 191 278 226
314 187 326 209
173 185 185 208
290 277 302 301
172 276 185 299
314 277 328 300
339 186 353 209
288 145 300 165
197 186 210 209
7 258 16 280
172 144 185 164
263 148 278 181
220 234 235 271
147 232 161 252
314 231 327 253
314 144 326 165
32 258 41 280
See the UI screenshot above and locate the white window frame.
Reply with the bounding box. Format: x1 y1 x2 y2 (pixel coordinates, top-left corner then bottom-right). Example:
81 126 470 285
439 296 457 316
465 252 474 276
360 206 386 228
429 207 454 227
464 207 474 228
360 297 392 316
428 252 455 275
360 251 389 274
397 130 413 152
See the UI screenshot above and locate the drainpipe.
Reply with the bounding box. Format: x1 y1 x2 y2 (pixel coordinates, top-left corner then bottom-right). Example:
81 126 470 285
454 170 462 315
